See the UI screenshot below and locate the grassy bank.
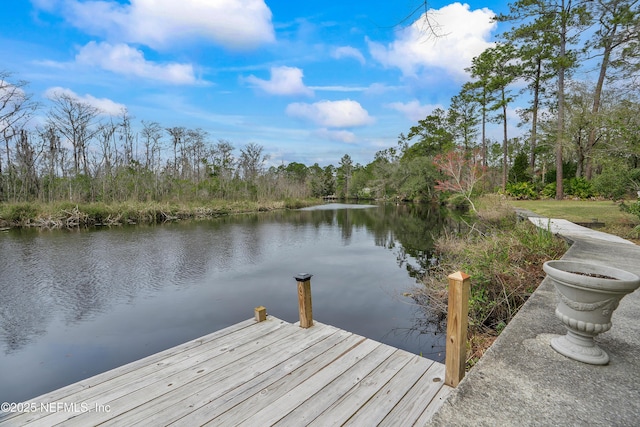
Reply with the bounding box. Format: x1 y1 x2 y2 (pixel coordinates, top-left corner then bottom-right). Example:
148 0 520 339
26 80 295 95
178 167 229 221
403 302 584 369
0 198 322 229
417 195 569 368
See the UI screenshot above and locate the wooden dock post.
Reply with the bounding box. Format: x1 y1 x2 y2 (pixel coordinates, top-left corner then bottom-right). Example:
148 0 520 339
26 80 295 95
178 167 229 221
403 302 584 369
254 306 266 322
445 271 470 387
294 273 313 328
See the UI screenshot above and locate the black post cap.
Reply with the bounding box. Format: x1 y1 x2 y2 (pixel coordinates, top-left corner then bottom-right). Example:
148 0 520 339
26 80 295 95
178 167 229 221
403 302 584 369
294 273 313 282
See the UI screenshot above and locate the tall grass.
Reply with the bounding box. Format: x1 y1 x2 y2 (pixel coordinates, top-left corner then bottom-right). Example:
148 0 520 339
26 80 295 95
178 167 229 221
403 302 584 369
0 198 321 229
418 195 568 366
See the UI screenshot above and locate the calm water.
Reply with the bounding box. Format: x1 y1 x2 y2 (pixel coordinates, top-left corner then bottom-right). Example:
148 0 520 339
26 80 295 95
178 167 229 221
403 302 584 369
0 203 447 402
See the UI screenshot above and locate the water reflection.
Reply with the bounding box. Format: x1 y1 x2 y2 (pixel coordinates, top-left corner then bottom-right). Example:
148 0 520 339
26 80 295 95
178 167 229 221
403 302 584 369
0 203 449 402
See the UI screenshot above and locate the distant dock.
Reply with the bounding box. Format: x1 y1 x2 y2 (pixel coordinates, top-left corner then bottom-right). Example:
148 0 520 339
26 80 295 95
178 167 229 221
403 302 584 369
0 315 451 426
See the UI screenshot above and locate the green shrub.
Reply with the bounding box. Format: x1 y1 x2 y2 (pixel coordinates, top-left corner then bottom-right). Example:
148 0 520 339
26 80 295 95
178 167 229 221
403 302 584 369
621 201 640 220
541 178 596 199
445 193 470 210
565 177 596 199
593 165 634 200
509 151 531 183
421 214 567 334
7 203 39 223
79 203 111 224
541 183 556 199
505 182 538 200
544 161 577 183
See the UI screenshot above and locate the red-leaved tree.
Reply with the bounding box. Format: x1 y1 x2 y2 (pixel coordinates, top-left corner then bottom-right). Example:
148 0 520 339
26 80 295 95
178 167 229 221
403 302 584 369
433 148 485 213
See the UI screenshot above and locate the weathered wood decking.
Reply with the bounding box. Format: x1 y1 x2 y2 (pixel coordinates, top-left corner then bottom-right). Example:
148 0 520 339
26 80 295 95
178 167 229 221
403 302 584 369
0 316 451 426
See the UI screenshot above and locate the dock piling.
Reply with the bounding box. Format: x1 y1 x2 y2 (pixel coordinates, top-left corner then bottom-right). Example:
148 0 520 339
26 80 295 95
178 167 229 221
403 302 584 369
445 271 470 387
294 273 313 328
254 306 267 322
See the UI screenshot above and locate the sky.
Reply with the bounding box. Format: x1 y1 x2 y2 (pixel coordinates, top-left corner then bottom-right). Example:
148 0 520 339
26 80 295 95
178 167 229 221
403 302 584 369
2 0 514 168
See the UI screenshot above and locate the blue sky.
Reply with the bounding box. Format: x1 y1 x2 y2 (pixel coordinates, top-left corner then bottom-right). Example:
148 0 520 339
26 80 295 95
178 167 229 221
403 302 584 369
2 0 513 167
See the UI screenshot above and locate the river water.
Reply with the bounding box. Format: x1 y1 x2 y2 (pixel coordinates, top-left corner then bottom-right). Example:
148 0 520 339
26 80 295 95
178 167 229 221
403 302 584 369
0 203 447 403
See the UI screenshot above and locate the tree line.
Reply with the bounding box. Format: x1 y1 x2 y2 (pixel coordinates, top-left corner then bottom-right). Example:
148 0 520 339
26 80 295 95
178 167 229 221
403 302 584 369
2 0 640 206
0 79 337 204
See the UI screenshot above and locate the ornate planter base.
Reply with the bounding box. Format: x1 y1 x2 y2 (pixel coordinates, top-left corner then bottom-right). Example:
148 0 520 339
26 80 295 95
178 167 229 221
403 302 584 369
550 331 609 365
543 260 640 365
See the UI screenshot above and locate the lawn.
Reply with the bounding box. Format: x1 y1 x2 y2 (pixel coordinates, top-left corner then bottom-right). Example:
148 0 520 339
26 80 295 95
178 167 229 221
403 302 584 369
507 199 638 224
507 199 640 242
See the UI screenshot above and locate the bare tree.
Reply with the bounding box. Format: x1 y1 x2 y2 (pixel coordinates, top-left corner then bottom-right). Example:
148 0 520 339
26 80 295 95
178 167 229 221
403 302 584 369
211 139 235 197
165 126 186 177
37 124 61 201
238 143 268 184
47 92 101 177
185 128 209 183
95 121 118 200
0 71 38 200
141 120 163 170
117 108 135 166
14 129 41 200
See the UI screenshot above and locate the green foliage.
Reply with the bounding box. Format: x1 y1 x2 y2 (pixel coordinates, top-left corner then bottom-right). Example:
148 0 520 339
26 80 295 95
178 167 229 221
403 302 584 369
422 206 567 335
541 182 556 199
505 181 538 199
444 193 471 210
565 177 595 199
397 156 438 202
620 201 640 221
540 178 596 199
350 164 374 199
404 108 455 159
544 161 577 184
79 202 111 223
592 164 633 199
5 203 39 223
283 162 308 183
509 151 530 183
282 198 317 209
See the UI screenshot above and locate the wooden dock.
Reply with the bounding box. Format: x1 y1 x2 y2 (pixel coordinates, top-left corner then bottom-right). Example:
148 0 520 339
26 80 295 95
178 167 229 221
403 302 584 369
0 315 452 426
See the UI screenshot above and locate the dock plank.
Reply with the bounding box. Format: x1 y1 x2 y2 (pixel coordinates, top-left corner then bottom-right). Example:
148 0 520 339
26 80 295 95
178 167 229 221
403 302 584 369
272 343 398 426
190 331 365 426
29 318 256 403
379 361 451 426
0 318 271 426
52 319 295 427
14 317 288 427
221 338 381 426
342 355 433 426
0 316 451 427
306 350 415 427
108 322 341 426
413 382 454 425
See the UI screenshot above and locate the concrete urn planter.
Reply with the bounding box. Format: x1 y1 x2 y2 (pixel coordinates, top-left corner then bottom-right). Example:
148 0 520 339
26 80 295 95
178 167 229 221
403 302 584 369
543 260 640 365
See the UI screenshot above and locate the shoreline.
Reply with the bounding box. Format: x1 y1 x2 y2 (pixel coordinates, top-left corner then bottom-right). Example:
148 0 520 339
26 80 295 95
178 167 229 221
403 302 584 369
0 198 324 230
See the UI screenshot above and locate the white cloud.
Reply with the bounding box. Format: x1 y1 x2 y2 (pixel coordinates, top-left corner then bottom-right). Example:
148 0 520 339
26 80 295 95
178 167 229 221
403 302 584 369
49 0 275 50
76 41 198 85
31 0 58 12
364 83 403 95
245 66 313 96
309 85 368 92
332 46 365 64
313 128 357 143
387 100 442 122
368 2 496 78
44 86 126 115
285 100 374 128
307 83 402 93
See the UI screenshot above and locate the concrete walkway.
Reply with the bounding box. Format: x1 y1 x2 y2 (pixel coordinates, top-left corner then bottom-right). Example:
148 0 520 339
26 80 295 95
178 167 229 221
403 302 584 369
429 218 640 427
